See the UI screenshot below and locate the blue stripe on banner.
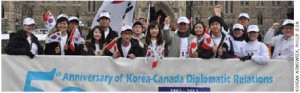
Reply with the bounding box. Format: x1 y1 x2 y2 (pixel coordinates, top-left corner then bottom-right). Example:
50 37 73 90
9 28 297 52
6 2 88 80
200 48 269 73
158 87 210 92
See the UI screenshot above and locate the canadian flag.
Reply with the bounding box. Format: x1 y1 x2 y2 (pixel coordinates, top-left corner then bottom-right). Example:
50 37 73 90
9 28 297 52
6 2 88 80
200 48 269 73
189 38 198 56
105 38 121 57
202 28 214 50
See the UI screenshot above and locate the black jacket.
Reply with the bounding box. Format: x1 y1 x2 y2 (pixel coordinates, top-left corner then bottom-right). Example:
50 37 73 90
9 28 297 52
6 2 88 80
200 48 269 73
44 31 84 55
197 32 235 59
6 30 43 55
104 38 144 58
104 27 118 44
86 26 118 44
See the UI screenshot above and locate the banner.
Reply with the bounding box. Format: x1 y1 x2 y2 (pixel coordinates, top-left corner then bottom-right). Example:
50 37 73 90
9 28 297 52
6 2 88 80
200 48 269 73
2 55 293 92
91 1 136 34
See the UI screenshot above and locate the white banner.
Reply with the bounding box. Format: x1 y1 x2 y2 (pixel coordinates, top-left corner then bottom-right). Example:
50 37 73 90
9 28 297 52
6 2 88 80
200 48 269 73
91 1 136 34
1 55 293 92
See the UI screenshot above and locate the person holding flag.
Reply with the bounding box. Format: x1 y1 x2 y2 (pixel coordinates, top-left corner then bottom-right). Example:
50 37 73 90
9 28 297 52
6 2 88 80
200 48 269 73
240 25 270 64
44 14 73 55
103 25 144 59
144 22 165 68
189 21 214 58
68 16 85 55
208 16 234 59
163 16 195 58
6 17 43 58
84 26 105 56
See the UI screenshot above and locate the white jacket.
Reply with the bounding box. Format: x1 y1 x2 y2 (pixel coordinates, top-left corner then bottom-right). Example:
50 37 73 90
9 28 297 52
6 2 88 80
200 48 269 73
229 36 247 58
264 28 294 61
241 40 270 64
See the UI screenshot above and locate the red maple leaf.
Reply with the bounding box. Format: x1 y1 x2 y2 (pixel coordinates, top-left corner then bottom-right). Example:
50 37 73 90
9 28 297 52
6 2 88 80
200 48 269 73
191 42 197 49
206 38 211 44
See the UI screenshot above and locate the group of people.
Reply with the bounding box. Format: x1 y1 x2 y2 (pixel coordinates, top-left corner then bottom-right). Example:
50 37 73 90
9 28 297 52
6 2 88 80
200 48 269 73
5 10 294 64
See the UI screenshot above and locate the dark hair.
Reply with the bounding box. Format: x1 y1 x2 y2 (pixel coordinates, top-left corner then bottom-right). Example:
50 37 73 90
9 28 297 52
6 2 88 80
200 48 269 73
132 21 144 31
145 22 164 46
90 26 105 49
191 21 206 35
55 17 69 31
209 16 224 27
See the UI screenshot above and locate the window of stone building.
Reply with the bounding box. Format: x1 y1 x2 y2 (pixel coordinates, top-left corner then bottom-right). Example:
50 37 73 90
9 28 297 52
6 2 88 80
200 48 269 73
93 1 96 12
272 1 275 6
225 1 228 13
57 1 62 4
288 1 293 6
257 13 263 25
210 1 218 6
74 10 79 18
199 1 203 6
26 9 33 17
277 1 281 6
210 1 213 6
245 1 249 6
230 1 233 13
88 1 91 12
193 2 197 6
193 1 203 6
215 1 218 5
2 6 4 18
256 1 264 6
241 1 249 6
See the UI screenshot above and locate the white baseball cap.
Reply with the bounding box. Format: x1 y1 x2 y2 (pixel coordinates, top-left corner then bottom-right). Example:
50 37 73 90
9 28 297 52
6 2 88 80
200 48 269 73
177 16 190 24
68 16 79 22
121 25 132 32
57 14 68 20
98 12 110 21
238 13 250 19
23 18 36 25
282 19 294 26
232 23 244 30
247 25 259 32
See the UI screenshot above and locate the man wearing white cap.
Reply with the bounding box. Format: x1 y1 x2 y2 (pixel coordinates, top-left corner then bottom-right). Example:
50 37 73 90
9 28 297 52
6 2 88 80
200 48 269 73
264 19 294 61
240 25 270 64
238 13 250 30
6 17 43 58
92 11 118 44
229 23 247 58
104 25 144 59
163 16 195 57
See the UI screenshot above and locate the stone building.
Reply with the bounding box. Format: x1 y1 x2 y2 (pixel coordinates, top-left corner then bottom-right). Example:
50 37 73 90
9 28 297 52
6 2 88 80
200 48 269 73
1 1 293 35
